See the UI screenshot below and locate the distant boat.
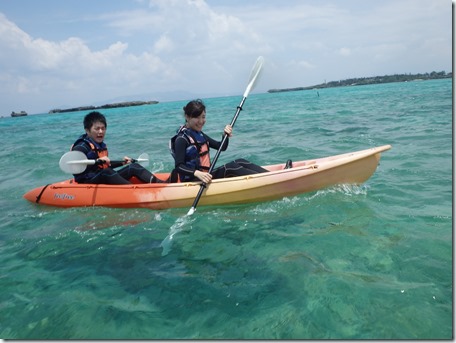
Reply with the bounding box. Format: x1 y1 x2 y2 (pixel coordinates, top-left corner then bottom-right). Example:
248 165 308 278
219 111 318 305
11 111 27 117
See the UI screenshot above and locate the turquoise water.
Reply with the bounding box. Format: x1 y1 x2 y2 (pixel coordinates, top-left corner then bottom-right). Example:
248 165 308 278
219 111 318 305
0 79 452 339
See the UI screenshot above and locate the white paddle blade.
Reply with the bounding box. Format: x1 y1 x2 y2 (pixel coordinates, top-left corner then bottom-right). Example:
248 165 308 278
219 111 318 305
137 153 149 167
187 207 196 216
59 151 90 174
243 56 264 98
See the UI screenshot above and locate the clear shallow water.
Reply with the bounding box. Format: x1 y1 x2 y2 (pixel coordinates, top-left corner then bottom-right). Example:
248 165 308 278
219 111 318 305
0 79 452 339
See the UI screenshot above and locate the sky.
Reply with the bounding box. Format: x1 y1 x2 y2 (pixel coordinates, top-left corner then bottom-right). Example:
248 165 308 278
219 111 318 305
0 0 452 115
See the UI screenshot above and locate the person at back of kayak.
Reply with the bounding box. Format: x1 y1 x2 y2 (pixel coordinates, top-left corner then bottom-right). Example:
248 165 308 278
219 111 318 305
72 111 166 184
170 99 269 184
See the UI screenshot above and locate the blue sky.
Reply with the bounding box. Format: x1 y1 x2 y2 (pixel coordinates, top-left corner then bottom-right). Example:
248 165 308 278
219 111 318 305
0 0 452 115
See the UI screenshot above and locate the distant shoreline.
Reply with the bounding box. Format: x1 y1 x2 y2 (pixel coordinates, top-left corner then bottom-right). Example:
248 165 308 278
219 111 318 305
48 100 159 114
268 71 452 93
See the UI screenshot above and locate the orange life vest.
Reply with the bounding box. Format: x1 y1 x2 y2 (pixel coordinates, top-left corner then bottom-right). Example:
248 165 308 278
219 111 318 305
71 135 109 170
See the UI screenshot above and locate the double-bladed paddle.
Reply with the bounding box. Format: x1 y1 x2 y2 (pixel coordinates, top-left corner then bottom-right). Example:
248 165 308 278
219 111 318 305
160 56 265 255
187 56 264 216
59 150 149 174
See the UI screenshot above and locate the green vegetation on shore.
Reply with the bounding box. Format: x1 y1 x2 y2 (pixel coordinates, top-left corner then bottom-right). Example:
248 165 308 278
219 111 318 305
268 71 452 93
49 100 158 114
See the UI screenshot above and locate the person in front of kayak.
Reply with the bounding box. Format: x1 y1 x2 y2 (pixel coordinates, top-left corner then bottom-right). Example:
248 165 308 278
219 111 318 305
72 111 166 184
170 99 269 184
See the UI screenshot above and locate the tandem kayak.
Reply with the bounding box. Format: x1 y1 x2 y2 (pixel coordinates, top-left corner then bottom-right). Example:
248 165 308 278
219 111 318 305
23 145 391 210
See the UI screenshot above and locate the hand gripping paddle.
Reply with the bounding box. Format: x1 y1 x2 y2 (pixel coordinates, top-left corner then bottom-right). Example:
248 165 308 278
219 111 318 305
59 151 149 174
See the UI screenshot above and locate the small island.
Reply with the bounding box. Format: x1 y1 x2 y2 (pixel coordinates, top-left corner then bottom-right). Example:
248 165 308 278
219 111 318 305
49 100 158 114
268 71 452 93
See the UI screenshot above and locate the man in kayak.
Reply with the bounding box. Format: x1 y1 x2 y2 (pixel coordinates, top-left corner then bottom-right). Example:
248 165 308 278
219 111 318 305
72 111 166 184
170 99 269 183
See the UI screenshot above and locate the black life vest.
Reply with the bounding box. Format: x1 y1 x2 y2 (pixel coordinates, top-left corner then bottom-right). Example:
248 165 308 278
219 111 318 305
71 135 109 182
170 126 211 172
71 134 108 170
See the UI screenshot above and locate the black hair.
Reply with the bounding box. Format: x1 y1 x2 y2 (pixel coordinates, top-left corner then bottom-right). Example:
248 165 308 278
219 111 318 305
183 99 206 118
83 111 107 130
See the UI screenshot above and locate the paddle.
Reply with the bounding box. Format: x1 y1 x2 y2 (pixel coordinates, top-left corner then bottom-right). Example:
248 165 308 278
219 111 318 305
187 56 264 216
59 151 149 174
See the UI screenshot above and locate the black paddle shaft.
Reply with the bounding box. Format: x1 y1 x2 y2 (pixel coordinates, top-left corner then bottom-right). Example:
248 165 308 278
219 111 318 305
96 158 139 165
190 96 247 209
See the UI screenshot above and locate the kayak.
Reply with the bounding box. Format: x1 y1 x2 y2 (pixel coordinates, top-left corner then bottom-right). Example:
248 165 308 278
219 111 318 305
23 145 391 210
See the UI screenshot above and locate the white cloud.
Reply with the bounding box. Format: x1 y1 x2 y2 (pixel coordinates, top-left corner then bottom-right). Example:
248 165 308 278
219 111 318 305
0 0 451 114
338 48 351 57
0 12 177 111
293 60 315 70
154 35 174 53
